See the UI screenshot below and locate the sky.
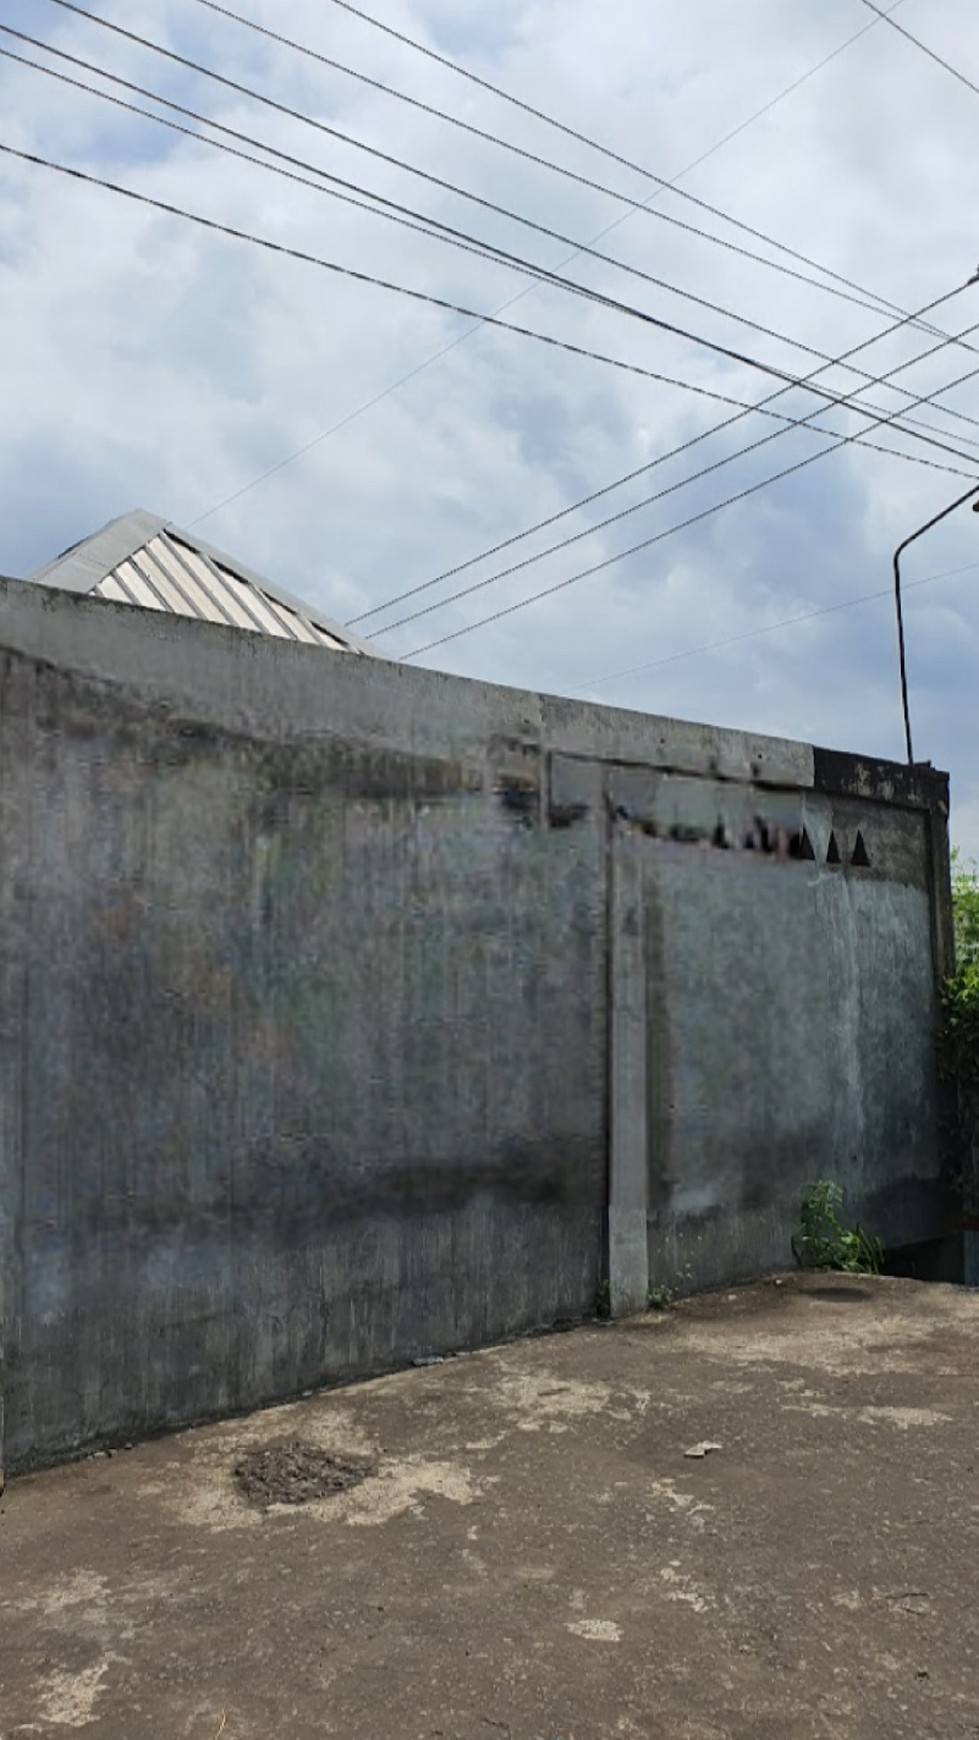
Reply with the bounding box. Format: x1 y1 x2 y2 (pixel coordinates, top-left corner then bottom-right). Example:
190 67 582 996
2 0 979 851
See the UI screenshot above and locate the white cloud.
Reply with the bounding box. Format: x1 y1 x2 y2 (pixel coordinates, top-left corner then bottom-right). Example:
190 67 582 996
2 0 979 849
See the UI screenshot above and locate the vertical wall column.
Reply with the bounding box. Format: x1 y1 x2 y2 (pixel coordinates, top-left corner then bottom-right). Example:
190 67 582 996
608 823 650 1317
0 656 33 1488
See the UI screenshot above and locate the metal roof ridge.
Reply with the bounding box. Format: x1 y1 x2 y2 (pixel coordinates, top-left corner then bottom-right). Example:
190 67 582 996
27 508 166 593
26 508 380 658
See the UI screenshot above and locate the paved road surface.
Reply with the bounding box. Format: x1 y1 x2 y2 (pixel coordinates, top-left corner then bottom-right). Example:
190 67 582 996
2 1272 978 1739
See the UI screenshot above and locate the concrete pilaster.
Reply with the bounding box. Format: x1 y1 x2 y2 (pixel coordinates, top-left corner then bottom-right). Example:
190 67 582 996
608 827 649 1317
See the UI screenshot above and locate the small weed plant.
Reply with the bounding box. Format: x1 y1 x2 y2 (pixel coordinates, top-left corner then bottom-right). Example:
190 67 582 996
647 1265 693 1311
791 1180 882 1275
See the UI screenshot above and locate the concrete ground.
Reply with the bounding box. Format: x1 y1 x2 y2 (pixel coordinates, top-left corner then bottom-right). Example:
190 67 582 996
2 1273 979 1740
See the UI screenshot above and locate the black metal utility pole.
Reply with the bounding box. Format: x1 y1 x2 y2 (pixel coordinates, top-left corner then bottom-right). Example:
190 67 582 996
893 485 979 764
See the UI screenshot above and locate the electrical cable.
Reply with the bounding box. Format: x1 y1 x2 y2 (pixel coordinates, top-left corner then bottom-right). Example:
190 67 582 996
353 281 979 631
29 2 948 524
858 0 979 101
5 89 972 692
635 2 907 191
580 558 979 693
6 135 977 662
1 40 663 301
396 324 979 657
318 0 920 322
41 0 942 330
7 126 977 496
1 139 844 401
193 0 917 327
16 37 975 609
186 0 919 523
9 30 979 476
3 28 943 397
376 333 979 639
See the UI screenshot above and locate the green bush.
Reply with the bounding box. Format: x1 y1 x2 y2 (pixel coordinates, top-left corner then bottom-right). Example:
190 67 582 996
939 851 979 1206
791 1180 882 1275
939 962 979 1115
952 848 979 968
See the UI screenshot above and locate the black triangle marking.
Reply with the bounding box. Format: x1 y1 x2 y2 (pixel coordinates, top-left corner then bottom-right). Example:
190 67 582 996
851 830 870 868
826 831 841 865
789 827 816 860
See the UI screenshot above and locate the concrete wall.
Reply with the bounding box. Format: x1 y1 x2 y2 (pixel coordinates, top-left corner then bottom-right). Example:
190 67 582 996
0 577 954 1472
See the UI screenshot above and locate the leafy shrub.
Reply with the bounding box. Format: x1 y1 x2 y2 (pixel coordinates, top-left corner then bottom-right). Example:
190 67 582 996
791 1180 882 1275
939 851 979 1207
952 848 979 968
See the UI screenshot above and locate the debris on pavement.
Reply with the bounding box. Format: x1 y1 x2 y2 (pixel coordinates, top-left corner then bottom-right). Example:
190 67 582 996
233 1440 376 1508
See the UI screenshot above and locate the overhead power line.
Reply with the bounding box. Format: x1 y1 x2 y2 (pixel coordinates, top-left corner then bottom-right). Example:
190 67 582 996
858 0 979 100
0 46 573 289
5 116 978 539
192 0 913 326
4 40 705 309
3 139 974 679
641 2 907 186
0 141 807 395
5 135 977 664
186 0 914 523
321 0 918 321
34 0 972 536
15 137 949 425
8 28 979 481
10 40 978 631
41 0 946 331
396 321 979 658
376 310 979 641
352 282 979 632
581 558 979 694
13 23 963 423
8 41 978 489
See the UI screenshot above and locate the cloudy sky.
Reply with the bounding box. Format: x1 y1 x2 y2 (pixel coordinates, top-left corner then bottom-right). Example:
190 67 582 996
2 0 979 848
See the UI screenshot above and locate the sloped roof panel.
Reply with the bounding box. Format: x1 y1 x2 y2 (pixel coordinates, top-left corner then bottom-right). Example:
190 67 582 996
27 509 378 657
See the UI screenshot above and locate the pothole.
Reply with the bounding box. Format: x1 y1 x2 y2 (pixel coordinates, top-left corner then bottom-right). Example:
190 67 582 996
233 1441 377 1508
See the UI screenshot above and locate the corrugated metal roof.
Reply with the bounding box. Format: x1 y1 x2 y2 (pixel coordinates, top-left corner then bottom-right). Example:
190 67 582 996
28 509 378 657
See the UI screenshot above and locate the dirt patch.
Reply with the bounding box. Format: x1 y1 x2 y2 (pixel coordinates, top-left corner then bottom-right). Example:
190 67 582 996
233 1440 376 1508
5 1278 979 1739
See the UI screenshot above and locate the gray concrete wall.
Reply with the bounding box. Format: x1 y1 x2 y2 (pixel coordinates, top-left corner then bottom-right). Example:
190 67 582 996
640 793 943 1289
555 752 954 1299
0 577 954 1472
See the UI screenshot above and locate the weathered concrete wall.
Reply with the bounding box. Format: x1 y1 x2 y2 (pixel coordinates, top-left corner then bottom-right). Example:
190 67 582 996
0 577 954 1472
556 752 953 1307
639 793 943 1289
